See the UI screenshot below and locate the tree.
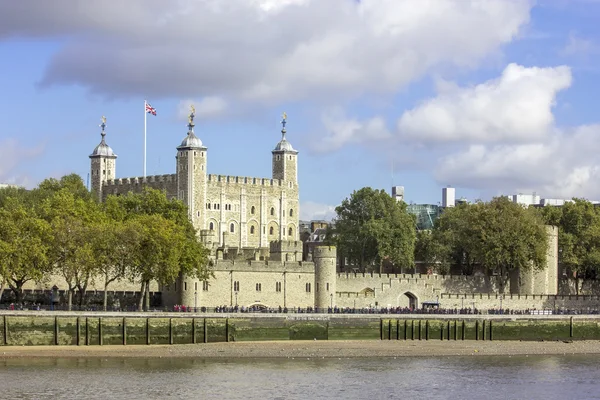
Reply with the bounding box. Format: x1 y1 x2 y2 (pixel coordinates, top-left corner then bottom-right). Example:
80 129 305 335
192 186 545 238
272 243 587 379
431 197 548 291
539 199 600 294
0 198 53 304
105 187 210 310
39 185 101 311
90 219 141 311
330 187 416 272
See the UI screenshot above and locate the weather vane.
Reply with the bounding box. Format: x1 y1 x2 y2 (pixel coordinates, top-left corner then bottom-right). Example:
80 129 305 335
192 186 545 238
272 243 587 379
100 116 107 136
188 105 195 131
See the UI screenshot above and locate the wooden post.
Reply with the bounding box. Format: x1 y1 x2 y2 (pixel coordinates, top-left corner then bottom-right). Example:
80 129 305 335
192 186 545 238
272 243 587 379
570 317 574 338
76 317 80 346
462 320 465 341
482 320 486 341
411 320 414 341
98 317 103 346
122 317 127 345
54 316 59 346
3 315 8 346
192 318 196 344
404 320 407 340
489 320 493 341
425 320 429 340
226 318 230 343
204 318 208 343
396 319 400 340
447 320 451 340
146 318 150 345
85 317 89 346
380 319 383 340
418 320 422 340
169 318 173 345
476 320 480 340
454 320 458 341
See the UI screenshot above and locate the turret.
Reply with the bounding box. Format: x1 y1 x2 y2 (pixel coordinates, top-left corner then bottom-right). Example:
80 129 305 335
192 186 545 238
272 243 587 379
176 105 207 231
272 112 298 183
272 113 300 240
89 116 116 202
314 245 337 310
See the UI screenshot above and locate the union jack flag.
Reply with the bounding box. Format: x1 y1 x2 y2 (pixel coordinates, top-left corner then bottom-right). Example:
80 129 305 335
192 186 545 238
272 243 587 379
145 101 157 116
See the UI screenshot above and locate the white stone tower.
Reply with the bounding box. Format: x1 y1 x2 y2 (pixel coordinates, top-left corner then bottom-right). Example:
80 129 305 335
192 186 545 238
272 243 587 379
272 112 298 183
176 105 207 232
272 113 299 240
314 245 337 310
89 116 116 202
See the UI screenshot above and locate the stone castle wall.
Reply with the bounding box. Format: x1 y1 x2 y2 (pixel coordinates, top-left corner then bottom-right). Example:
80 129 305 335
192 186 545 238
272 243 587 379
102 174 178 201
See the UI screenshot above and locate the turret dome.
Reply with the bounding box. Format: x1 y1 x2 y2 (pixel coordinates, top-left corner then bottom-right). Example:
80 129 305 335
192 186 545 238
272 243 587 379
177 106 205 149
90 117 117 158
272 112 298 154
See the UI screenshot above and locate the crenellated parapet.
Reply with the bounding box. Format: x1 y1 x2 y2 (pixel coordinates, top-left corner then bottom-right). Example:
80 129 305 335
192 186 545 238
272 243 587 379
104 174 176 186
207 174 284 187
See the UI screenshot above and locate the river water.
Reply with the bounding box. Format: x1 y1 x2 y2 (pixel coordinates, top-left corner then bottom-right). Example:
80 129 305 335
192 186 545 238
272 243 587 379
0 355 598 399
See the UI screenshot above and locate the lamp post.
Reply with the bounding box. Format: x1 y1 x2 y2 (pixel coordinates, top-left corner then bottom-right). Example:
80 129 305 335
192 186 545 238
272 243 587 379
330 293 333 309
194 291 197 310
235 291 238 307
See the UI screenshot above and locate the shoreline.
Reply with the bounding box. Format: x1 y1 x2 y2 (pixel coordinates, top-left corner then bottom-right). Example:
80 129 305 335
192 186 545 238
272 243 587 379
2 340 600 359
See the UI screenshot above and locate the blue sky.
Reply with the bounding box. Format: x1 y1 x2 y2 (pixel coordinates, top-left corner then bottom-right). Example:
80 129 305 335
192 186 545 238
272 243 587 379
1 0 600 220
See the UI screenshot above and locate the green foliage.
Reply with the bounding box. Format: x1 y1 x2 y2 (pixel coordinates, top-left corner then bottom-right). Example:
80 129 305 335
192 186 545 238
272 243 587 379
538 199 600 290
331 187 416 271
0 176 210 307
429 197 548 286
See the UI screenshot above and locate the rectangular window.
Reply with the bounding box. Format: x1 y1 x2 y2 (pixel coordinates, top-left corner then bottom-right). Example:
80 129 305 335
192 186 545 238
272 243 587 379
234 281 240 291
195 282 198 291
256 283 262 292
203 281 209 291
326 283 329 291
276 282 282 292
305 283 311 293
184 282 187 291
316 283 319 292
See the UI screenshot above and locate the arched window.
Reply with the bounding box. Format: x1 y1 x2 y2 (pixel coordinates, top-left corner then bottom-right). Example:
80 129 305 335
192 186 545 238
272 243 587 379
288 227 293 236
230 223 235 233
251 206 255 214
269 226 274 235
270 207 275 216
250 226 255 234
289 209 293 217
209 222 214 231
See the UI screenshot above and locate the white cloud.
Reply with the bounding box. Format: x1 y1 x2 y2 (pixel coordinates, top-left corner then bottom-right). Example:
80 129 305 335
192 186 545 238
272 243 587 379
561 32 598 57
435 125 600 200
0 0 533 103
177 97 227 120
0 138 45 186
316 108 391 152
300 201 337 221
397 63 572 143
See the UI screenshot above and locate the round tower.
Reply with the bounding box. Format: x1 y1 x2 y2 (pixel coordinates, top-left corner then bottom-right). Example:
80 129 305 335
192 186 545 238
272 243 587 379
89 116 116 202
313 245 337 310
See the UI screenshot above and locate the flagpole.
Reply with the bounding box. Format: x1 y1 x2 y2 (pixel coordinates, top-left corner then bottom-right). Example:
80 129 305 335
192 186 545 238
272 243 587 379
144 100 147 178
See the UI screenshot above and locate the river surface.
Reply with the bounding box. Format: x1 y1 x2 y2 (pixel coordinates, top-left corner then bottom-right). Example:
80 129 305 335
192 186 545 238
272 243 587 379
0 355 598 399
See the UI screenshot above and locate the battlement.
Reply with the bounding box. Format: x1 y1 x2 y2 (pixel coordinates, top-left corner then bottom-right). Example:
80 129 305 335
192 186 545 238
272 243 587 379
313 245 336 259
104 174 176 186
269 240 303 253
207 174 283 187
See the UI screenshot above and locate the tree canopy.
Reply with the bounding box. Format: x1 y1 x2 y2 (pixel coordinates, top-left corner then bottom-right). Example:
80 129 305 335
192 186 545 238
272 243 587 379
417 197 548 290
329 187 416 272
538 199 600 293
0 176 210 310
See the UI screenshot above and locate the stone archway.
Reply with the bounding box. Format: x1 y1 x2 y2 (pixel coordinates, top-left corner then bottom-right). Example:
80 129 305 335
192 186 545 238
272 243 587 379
398 291 418 310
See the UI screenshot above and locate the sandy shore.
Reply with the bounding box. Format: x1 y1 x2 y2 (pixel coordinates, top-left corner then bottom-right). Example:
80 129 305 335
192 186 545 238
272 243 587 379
1 340 600 359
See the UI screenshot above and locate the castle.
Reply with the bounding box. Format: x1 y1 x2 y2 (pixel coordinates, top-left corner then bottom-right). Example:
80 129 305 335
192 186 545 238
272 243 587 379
82 109 588 312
